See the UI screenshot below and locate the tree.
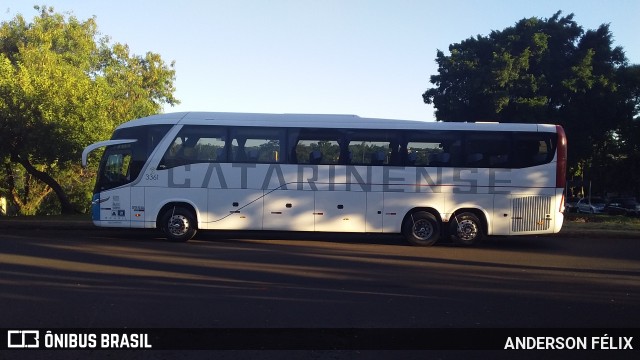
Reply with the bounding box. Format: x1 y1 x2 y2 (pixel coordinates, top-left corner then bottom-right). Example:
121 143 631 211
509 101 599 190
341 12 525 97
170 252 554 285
608 64 640 197
423 11 638 182
0 6 179 214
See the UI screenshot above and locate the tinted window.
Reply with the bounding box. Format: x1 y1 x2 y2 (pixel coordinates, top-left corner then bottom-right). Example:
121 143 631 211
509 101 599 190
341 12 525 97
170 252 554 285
292 128 345 165
112 124 172 159
159 126 228 168
97 144 133 191
513 133 557 168
464 133 511 167
152 125 558 170
405 132 461 167
231 127 285 163
347 130 399 166
97 125 172 191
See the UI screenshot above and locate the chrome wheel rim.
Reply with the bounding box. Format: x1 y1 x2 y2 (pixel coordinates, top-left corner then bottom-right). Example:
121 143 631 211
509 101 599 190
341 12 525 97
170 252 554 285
413 219 434 240
168 214 190 237
457 219 478 241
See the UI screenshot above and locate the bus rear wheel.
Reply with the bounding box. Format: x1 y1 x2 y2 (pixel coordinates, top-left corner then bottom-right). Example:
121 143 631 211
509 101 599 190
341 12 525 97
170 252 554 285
161 206 197 242
402 211 440 246
449 212 483 246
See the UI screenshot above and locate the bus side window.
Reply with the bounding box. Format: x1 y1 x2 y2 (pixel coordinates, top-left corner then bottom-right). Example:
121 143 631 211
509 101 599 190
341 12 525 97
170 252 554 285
405 131 459 167
159 126 228 169
159 136 184 168
231 127 285 163
346 130 400 166
405 142 442 166
309 150 323 164
464 133 510 168
293 128 342 165
295 139 340 164
513 133 556 168
195 137 226 162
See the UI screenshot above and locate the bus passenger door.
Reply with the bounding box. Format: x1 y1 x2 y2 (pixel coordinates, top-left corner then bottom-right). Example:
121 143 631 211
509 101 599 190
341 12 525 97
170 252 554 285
314 191 366 232
263 189 315 231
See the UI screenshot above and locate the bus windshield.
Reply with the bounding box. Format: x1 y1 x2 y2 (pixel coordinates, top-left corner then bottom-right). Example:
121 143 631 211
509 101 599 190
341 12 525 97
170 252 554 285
95 124 172 191
97 143 134 190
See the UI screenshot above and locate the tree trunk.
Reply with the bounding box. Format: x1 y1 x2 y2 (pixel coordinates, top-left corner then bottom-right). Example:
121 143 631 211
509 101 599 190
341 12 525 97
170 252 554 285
14 156 78 214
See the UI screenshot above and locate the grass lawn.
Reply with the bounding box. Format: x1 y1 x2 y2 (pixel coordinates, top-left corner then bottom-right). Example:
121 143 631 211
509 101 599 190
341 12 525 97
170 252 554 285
562 213 640 237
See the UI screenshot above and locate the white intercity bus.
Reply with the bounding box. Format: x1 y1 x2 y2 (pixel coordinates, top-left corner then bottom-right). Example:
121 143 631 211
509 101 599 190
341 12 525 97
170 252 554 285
82 112 567 246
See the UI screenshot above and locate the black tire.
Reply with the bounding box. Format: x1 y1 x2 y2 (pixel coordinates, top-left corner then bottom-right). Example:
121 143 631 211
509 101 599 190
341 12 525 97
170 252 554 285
402 211 440 246
161 206 197 242
449 212 483 246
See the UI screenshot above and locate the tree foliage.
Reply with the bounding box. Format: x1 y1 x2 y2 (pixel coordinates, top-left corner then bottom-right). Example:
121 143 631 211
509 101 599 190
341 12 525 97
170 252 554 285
0 6 179 214
423 11 640 196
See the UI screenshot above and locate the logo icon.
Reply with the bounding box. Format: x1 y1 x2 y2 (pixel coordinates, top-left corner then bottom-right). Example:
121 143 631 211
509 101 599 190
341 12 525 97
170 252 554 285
7 330 40 348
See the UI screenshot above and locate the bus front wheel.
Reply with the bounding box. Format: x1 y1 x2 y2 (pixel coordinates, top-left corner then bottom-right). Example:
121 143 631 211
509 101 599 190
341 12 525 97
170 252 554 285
161 206 197 242
402 211 440 246
449 212 483 246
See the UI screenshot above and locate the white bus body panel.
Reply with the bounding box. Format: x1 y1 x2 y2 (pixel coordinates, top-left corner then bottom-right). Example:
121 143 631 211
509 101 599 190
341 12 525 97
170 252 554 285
93 187 131 227
263 189 315 231
207 188 263 230
96 162 563 236
314 191 367 232
130 187 145 228
365 192 384 233
87 112 565 238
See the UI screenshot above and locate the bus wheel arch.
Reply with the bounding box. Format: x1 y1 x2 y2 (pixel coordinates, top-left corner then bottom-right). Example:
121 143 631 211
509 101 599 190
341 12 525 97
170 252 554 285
448 209 486 246
157 202 198 242
401 208 442 246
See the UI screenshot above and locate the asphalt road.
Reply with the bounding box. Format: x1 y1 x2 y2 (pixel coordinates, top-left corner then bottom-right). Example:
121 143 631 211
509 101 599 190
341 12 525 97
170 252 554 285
1 227 639 358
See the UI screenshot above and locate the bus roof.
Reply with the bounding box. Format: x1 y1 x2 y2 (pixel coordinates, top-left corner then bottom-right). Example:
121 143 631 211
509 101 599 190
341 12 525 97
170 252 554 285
116 112 557 132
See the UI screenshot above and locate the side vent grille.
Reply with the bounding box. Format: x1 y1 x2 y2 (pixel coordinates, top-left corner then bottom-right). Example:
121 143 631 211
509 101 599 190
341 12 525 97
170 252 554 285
512 196 552 233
